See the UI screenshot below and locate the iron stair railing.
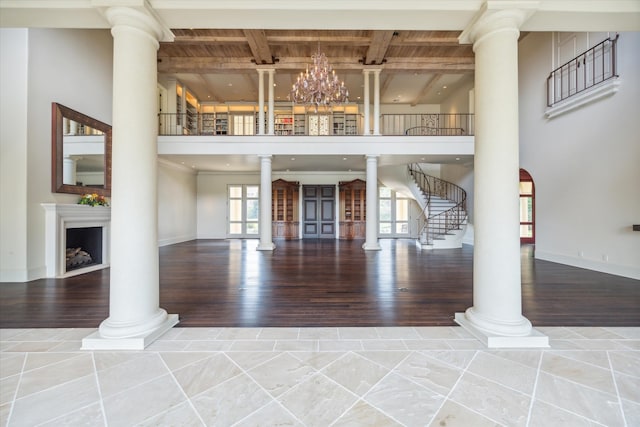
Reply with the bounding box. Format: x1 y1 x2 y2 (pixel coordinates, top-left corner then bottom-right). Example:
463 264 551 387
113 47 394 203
408 163 467 245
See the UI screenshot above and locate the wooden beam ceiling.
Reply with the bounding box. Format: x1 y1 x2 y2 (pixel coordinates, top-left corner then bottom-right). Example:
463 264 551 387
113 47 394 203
243 29 274 65
364 31 396 65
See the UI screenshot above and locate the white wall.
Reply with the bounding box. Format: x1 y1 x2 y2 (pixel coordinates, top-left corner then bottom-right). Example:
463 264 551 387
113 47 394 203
0 29 113 281
440 77 474 114
158 160 197 246
0 29 29 281
519 31 640 279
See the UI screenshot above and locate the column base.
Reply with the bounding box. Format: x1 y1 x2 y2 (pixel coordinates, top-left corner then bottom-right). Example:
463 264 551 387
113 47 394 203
455 312 548 348
81 314 179 350
257 242 276 251
362 241 381 251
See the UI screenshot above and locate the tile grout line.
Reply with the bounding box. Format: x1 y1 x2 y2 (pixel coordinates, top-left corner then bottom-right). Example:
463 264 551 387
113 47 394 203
155 351 207 427
4 351 27 426
423 350 488 427
607 350 629 427
91 352 109 427
524 349 544 426
226 351 308 427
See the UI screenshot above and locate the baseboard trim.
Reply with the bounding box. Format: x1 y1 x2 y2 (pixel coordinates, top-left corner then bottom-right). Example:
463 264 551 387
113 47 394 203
535 250 640 280
158 235 197 247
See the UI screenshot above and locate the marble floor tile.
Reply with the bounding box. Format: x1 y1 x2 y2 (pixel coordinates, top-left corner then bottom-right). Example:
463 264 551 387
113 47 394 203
234 401 303 427
535 371 624 426
102 374 186 426
394 351 463 396
9 374 100 426
16 353 94 399
449 372 531 427
466 351 539 395
321 352 390 396
429 399 501 427
171 353 242 398
364 372 445 426
39 402 106 427
540 352 617 395
247 352 315 398
278 373 358 427
333 400 402 426
528 399 602 427
621 398 640 427
191 372 272 425
97 353 170 398
137 401 204 427
1 327 639 427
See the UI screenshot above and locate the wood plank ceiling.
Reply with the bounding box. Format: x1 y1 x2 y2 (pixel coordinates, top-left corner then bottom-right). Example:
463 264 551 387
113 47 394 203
158 29 475 105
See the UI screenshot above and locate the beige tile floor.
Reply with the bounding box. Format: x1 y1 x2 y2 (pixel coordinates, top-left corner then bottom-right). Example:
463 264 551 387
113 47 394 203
1 326 638 426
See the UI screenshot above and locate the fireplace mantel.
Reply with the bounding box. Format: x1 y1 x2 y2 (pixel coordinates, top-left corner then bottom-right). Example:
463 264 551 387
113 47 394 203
42 203 111 278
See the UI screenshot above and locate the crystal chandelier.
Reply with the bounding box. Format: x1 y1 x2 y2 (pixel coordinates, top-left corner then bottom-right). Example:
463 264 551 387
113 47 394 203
290 44 349 111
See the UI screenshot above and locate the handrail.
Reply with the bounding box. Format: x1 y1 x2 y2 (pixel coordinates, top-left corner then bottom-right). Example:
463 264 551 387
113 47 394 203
408 164 431 235
547 34 619 107
404 126 465 136
408 163 467 245
157 112 474 136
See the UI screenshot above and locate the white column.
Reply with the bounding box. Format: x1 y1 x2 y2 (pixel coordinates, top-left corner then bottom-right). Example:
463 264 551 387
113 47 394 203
257 155 275 251
362 70 370 135
62 156 77 185
455 6 547 348
257 69 266 135
362 155 381 251
83 6 177 350
267 69 275 135
373 69 381 135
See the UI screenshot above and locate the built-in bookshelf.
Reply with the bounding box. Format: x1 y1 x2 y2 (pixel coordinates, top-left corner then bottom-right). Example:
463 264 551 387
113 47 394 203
339 179 366 239
275 114 293 135
294 114 306 135
272 179 299 239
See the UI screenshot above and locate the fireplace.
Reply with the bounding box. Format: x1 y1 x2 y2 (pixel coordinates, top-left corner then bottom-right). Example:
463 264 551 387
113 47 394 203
42 203 110 278
66 226 103 272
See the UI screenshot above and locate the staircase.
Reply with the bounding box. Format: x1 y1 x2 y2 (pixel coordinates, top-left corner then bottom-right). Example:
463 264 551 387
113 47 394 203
408 164 468 249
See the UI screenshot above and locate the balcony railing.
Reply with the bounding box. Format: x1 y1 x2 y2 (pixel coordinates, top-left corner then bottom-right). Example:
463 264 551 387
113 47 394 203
158 113 474 136
547 34 619 107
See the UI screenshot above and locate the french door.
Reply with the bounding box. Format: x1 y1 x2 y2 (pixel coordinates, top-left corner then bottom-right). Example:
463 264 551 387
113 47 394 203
302 185 335 238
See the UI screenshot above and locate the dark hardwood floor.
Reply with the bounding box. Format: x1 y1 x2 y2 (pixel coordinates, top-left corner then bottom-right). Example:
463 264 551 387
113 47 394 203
1 239 638 328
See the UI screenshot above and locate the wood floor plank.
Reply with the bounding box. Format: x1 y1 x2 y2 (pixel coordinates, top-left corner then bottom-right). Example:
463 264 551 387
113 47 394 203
0 239 638 328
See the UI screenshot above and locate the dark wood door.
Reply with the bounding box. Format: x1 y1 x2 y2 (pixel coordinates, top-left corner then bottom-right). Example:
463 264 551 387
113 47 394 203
303 185 335 238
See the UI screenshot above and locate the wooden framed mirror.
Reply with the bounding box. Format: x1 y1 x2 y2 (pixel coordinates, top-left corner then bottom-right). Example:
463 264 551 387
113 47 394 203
51 102 111 197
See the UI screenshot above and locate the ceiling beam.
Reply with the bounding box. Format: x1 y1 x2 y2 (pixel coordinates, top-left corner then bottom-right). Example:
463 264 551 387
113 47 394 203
158 56 474 73
243 29 274 65
365 31 395 65
411 74 442 106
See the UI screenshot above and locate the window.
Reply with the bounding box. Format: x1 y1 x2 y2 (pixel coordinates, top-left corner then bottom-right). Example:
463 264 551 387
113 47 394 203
519 169 535 244
232 114 255 135
379 187 410 236
228 185 259 236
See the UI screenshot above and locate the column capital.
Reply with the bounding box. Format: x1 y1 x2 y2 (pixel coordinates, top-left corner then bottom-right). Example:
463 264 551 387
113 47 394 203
96 2 173 43
258 154 273 159
459 1 538 47
364 154 380 160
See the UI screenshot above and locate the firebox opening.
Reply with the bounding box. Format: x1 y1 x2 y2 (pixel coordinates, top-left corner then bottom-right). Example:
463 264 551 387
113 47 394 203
66 226 103 272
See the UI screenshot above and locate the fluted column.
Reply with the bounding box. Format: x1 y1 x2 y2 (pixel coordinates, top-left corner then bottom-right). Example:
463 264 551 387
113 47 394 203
455 5 547 347
362 155 381 251
362 70 370 135
373 69 381 135
267 69 275 135
83 5 177 350
257 155 275 251
257 69 266 135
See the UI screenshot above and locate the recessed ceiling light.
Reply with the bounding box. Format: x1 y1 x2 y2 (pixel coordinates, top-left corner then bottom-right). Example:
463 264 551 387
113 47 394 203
443 85 448 89
226 163 230 167
273 83 277 87
456 157 460 161
421 157 425 161
227 83 233 87
291 157 295 161
191 165 195 168
437 92 441 95
342 157 347 161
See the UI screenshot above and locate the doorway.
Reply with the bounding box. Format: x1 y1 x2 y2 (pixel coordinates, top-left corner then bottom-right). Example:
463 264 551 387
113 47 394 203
302 185 336 238
519 169 535 244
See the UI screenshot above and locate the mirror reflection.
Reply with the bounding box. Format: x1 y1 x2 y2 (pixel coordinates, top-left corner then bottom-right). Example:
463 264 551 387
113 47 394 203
52 103 111 197
61 118 105 186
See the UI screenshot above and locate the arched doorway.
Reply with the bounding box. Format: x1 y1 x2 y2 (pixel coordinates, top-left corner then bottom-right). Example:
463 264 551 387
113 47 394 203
519 169 535 244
